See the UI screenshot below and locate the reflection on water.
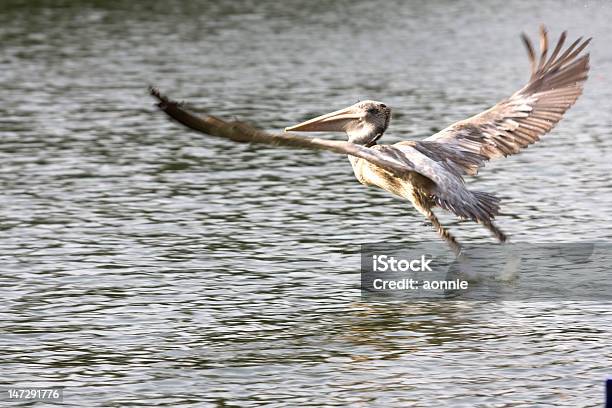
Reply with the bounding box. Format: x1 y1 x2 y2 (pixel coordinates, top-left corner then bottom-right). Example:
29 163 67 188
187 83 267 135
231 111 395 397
1 0 611 406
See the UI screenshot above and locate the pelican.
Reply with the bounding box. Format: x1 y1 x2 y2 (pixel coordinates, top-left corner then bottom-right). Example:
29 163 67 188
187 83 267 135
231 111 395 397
151 27 590 255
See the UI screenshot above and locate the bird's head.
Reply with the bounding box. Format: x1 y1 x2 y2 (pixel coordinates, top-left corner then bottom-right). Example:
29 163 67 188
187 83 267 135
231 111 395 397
285 100 391 146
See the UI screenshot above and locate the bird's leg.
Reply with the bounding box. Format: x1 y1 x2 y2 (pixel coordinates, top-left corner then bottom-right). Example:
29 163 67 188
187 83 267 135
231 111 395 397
411 191 462 256
423 208 463 257
413 203 462 256
480 220 508 243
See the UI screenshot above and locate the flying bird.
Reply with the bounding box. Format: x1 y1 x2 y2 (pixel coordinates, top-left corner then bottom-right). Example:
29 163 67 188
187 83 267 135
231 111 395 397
151 27 590 255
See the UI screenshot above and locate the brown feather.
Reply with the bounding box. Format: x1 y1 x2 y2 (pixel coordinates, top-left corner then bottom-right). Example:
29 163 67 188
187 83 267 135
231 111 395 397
521 33 537 77
426 27 589 167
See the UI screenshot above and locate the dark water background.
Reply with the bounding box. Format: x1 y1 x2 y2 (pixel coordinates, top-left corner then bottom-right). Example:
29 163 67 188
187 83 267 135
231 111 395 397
1 0 611 406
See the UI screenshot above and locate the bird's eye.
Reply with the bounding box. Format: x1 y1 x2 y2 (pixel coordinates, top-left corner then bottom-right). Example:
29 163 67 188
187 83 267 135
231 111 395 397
367 107 378 114
380 104 387 108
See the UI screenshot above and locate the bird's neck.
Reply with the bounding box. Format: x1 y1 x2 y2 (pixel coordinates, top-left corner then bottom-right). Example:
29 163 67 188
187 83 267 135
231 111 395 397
348 155 367 184
347 125 381 146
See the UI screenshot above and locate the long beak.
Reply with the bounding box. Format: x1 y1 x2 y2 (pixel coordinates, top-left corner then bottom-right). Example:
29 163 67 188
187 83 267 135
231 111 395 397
285 106 361 132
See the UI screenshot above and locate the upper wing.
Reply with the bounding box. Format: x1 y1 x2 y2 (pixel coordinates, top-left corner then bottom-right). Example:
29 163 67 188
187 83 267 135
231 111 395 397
150 87 421 181
424 26 590 175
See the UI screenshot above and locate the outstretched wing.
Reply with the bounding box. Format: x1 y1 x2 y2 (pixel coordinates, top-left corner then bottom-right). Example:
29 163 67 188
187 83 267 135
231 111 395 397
424 26 590 176
150 87 421 181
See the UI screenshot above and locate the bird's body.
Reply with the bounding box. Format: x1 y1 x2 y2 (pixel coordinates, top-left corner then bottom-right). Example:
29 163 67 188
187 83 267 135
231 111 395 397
151 26 590 255
346 141 504 254
348 145 438 220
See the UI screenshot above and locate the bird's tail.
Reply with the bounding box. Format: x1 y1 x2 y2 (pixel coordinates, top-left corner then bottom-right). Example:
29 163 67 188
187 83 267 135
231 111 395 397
471 191 501 220
434 189 500 223
434 189 507 242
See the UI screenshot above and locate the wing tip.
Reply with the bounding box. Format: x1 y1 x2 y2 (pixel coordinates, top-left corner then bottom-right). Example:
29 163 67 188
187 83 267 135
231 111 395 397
521 26 592 90
149 86 188 111
149 85 163 100
149 86 169 109
521 32 537 75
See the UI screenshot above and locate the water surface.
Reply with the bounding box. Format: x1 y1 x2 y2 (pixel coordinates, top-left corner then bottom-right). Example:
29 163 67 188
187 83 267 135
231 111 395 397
1 0 611 406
